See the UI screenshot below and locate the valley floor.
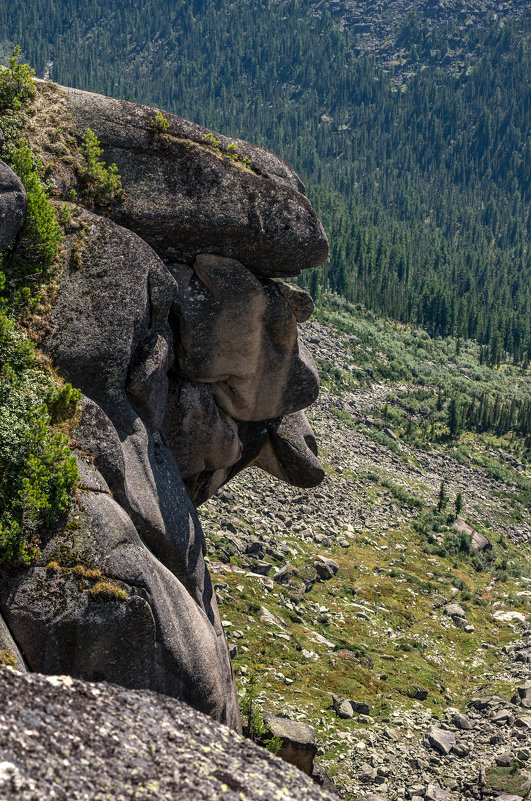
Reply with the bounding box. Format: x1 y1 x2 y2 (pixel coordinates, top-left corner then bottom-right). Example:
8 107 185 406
201 311 531 801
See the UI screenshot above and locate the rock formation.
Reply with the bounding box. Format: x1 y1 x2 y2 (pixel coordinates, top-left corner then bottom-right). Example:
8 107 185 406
0 666 337 800
0 83 327 731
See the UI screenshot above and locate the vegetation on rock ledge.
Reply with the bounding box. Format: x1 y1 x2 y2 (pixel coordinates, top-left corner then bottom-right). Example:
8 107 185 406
0 49 79 567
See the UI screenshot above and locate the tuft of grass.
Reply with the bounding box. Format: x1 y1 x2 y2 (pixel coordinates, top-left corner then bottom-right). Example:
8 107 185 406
484 765 529 795
0 649 16 668
71 564 103 580
89 581 128 601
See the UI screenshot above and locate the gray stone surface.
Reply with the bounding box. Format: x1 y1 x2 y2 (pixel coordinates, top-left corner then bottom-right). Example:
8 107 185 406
63 85 328 276
332 695 354 719
444 603 466 619
0 667 337 801
427 726 456 755
0 614 26 672
253 410 324 488
0 160 26 252
425 785 455 801
0 85 328 739
0 467 240 728
174 254 319 421
263 715 318 776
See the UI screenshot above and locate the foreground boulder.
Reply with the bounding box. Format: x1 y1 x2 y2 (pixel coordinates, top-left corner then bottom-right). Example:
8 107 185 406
263 715 318 776
0 667 337 801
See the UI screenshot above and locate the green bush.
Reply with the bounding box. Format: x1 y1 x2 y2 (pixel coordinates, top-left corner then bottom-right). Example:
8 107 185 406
148 109 170 134
79 129 123 206
0 313 78 566
0 46 35 112
442 529 471 555
0 47 79 568
239 670 282 754
10 144 62 268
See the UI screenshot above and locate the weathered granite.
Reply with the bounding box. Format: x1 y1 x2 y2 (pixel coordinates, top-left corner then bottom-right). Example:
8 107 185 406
62 85 328 276
0 160 26 252
0 666 338 800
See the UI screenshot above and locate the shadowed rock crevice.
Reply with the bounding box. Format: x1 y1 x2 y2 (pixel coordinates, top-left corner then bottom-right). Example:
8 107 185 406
0 83 328 731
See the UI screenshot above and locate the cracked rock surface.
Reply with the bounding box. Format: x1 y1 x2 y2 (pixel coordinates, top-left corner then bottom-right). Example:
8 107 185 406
0 666 337 801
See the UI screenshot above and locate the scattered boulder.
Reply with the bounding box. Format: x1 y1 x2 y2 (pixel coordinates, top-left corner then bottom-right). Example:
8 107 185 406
444 603 466 619
494 796 524 801
453 518 492 552
452 712 472 730
273 563 296 584
332 695 354 719
351 701 371 715
359 763 378 783
495 752 515 767
263 715 318 776
427 726 456 755
410 685 429 701
517 684 531 703
314 556 340 580
425 785 455 801
355 795 387 801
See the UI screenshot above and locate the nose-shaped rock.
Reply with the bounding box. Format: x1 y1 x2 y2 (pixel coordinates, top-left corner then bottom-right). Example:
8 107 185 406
63 86 329 277
253 410 324 488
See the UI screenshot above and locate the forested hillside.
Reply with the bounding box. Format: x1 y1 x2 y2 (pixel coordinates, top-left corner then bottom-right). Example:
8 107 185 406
1 0 529 361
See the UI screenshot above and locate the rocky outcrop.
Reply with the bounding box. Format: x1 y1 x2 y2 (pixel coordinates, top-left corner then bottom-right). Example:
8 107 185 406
0 666 337 800
62 84 328 276
0 162 26 252
0 84 327 731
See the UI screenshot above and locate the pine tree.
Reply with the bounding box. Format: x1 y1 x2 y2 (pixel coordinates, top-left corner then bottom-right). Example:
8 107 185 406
437 481 448 513
447 397 462 437
455 492 463 518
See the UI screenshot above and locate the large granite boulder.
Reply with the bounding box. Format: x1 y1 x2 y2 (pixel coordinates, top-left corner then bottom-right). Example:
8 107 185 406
263 714 319 776
62 85 328 276
0 160 26 252
0 459 239 727
0 667 338 800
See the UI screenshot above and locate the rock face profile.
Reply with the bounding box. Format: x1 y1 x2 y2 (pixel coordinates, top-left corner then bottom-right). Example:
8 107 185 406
0 84 327 732
0 667 337 800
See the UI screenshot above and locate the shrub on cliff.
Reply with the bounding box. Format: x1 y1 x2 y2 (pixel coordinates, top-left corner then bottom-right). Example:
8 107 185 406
0 314 79 566
0 46 35 112
78 129 123 206
0 48 79 567
10 144 62 268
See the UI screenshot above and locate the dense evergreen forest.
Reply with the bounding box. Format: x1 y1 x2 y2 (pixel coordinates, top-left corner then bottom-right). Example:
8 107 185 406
1 0 529 362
